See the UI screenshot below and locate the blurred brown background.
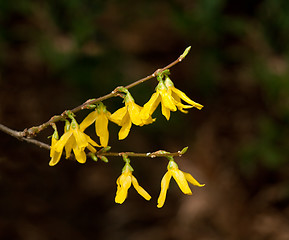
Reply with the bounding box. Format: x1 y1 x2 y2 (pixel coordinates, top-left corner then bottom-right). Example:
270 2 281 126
1 0 289 239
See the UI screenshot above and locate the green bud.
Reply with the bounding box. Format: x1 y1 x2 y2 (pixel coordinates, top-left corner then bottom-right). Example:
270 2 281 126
180 146 188 155
86 104 97 109
180 46 191 60
98 146 111 153
99 156 109 163
89 153 98 162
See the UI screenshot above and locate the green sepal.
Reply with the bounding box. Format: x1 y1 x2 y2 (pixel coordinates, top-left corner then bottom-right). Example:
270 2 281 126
122 154 130 164
167 159 177 169
64 120 71 132
50 123 59 140
166 155 175 162
156 69 170 82
124 91 135 104
117 86 129 94
122 162 134 173
66 110 75 120
70 117 78 130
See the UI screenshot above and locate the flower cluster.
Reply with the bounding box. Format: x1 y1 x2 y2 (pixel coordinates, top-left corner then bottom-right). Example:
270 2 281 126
115 156 204 208
48 68 204 207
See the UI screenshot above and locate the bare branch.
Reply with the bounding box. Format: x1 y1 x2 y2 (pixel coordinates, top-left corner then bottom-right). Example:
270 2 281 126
0 123 50 150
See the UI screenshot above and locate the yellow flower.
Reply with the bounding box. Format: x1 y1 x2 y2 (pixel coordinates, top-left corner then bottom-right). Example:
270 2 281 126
115 162 151 204
141 77 203 121
110 92 154 140
49 118 100 166
157 160 205 208
49 127 62 166
141 79 176 121
164 76 203 113
80 102 111 147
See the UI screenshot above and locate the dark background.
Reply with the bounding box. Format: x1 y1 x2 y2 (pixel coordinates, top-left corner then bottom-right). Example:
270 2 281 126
1 0 289 239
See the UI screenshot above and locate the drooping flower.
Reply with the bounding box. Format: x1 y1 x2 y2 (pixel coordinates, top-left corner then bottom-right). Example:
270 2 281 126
110 91 154 140
115 161 151 204
49 125 62 166
49 118 100 166
80 102 111 147
141 75 203 121
157 159 205 208
164 76 203 113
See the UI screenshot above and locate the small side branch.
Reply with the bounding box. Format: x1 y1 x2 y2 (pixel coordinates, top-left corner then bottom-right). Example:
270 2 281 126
0 123 187 160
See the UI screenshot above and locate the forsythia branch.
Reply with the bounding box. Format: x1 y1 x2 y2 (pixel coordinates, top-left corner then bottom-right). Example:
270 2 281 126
0 46 205 208
19 46 192 138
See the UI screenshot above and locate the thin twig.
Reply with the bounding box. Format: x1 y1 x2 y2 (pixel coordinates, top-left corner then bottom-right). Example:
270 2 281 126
0 123 186 160
98 150 185 158
0 123 50 150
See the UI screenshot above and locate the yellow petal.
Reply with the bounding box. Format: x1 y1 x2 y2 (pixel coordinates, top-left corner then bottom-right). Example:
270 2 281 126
87 144 96 153
50 137 58 157
73 129 88 149
54 131 73 152
95 112 109 147
157 171 172 208
171 169 192 195
49 150 63 166
171 87 203 110
109 106 127 126
127 102 142 126
64 136 75 159
141 115 155 125
79 110 98 131
141 92 160 120
115 174 132 204
159 89 177 111
161 103 171 121
118 115 132 140
183 172 205 187
73 146 86 164
131 176 151 201
171 91 192 112
85 134 100 147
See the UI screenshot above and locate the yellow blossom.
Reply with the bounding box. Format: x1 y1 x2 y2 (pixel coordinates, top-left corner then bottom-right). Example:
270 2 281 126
164 76 203 113
141 76 203 121
110 92 154 140
80 102 111 147
49 127 62 166
49 118 100 166
157 160 205 208
115 162 151 204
